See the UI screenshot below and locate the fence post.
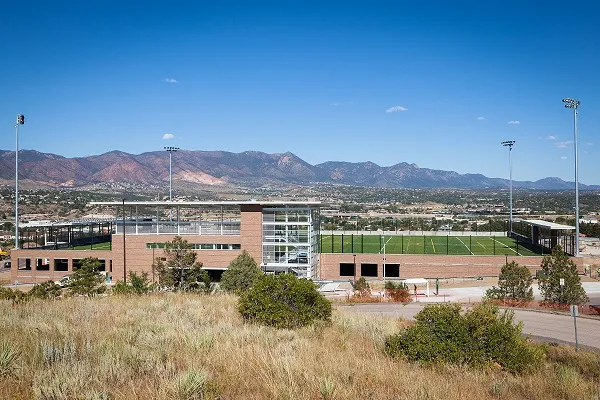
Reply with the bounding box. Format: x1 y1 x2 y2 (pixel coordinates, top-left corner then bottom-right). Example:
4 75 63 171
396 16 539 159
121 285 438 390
342 234 344 253
361 234 364 253
351 234 354 254
493 236 496 255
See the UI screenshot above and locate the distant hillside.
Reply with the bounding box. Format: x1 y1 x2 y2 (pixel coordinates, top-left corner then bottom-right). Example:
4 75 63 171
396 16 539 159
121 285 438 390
0 149 596 190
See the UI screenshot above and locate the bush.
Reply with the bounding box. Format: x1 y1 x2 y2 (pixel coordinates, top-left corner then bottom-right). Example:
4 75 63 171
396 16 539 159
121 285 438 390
384 280 412 303
28 281 62 300
0 287 28 304
351 277 371 298
384 301 543 374
238 273 332 329
112 271 155 295
220 251 262 295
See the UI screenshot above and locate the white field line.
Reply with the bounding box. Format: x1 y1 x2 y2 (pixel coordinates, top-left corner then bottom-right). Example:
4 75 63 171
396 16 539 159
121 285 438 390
455 237 474 255
379 236 394 254
489 237 522 256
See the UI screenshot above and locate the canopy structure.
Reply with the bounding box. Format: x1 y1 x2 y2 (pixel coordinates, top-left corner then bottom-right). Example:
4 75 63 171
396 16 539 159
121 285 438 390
403 278 430 297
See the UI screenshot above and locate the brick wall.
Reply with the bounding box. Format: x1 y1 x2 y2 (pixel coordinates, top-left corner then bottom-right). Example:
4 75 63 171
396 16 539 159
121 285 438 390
10 249 113 284
320 253 584 280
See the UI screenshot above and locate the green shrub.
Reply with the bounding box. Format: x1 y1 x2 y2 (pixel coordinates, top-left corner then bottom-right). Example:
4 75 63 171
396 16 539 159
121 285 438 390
384 301 543 374
351 277 371 297
220 251 262 295
28 281 63 300
238 273 332 329
112 271 155 295
0 287 28 304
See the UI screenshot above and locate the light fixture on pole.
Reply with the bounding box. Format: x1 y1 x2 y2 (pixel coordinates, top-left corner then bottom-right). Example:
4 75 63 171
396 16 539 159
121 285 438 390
501 140 515 236
562 98 581 256
164 146 179 201
14 114 24 250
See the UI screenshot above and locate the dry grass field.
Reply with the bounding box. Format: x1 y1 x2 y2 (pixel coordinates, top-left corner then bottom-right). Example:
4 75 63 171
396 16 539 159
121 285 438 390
1 293 599 399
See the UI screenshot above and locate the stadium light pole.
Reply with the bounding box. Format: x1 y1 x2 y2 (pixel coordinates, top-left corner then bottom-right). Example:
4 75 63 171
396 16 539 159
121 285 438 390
164 146 179 201
563 98 581 256
14 114 24 249
122 199 127 283
501 141 515 236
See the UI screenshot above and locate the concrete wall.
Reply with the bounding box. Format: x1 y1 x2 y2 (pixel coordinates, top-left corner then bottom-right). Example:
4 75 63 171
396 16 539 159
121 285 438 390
319 253 585 280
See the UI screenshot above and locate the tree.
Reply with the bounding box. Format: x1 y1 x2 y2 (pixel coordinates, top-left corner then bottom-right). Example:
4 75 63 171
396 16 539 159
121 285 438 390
485 261 533 304
538 245 589 305
153 236 204 291
220 251 262 295
68 258 106 296
238 273 332 329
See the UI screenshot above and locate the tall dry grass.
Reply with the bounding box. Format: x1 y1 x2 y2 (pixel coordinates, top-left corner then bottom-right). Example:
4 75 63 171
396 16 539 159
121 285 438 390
0 293 598 399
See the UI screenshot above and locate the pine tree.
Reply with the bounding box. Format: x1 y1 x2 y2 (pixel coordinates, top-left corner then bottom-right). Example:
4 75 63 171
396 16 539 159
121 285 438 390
538 245 588 305
485 261 533 303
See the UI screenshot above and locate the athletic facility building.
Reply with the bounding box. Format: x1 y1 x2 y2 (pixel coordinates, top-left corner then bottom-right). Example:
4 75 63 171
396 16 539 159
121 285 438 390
10 201 322 283
9 201 583 284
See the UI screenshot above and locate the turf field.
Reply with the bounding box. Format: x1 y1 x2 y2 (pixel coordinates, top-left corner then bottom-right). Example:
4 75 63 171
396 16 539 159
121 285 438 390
71 242 112 251
320 234 543 256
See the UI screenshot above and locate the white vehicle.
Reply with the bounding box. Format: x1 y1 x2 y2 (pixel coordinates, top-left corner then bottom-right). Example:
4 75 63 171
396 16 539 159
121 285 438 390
55 276 71 287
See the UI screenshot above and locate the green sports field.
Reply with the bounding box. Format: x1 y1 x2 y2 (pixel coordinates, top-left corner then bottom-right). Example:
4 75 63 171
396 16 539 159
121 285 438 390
71 242 112 251
320 234 544 256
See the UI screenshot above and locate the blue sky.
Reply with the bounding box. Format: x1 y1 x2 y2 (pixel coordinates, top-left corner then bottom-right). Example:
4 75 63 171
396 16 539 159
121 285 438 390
1 1 599 183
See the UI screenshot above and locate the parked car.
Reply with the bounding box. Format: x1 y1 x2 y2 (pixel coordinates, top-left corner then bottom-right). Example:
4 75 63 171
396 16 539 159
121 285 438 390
55 276 71 287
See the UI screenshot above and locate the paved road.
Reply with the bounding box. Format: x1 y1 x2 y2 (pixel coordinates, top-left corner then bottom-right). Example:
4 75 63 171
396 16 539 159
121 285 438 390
337 303 600 350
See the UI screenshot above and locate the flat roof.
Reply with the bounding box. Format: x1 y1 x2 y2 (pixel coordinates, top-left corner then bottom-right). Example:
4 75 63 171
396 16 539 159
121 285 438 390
517 219 575 231
90 200 324 207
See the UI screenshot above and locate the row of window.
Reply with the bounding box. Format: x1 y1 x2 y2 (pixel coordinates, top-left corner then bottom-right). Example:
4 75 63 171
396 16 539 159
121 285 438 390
339 263 400 278
146 243 241 250
17 258 111 272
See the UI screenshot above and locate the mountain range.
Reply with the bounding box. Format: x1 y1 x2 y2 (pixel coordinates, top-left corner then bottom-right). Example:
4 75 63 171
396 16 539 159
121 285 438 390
0 149 596 190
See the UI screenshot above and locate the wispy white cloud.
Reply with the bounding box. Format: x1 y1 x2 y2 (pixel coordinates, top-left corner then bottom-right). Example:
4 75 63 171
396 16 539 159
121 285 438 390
556 141 573 148
586 142 594 146
507 120 520 125
162 133 174 140
330 101 353 107
560 156 568 160
476 116 485 121
165 78 179 84
545 135 556 140
386 105 408 113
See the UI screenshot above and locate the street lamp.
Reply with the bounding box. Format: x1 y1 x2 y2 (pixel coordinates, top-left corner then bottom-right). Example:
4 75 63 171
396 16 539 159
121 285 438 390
14 114 24 249
164 146 179 201
563 98 581 256
501 141 515 236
